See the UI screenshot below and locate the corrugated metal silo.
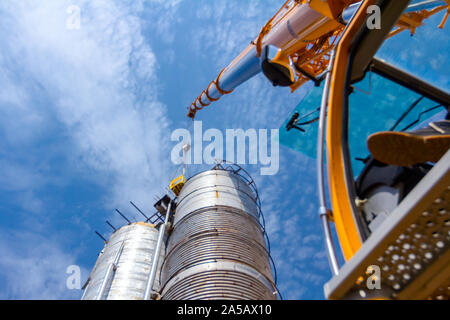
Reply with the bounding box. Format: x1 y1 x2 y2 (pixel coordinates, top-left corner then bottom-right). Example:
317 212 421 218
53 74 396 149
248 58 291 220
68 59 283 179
82 222 165 300
160 167 277 300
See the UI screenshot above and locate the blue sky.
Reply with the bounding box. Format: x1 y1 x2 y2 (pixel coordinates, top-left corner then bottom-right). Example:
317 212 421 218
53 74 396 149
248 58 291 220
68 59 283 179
0 0 448 299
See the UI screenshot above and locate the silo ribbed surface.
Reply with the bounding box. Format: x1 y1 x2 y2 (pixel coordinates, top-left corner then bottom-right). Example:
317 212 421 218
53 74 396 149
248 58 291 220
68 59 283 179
82 222 164 300
160 169 277 300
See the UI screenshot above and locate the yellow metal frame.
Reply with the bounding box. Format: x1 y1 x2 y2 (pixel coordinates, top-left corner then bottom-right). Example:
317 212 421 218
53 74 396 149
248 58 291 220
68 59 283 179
390 2 449 37
325 0 380 261
325 0 449 262
170 173 186 196
309 0 357 19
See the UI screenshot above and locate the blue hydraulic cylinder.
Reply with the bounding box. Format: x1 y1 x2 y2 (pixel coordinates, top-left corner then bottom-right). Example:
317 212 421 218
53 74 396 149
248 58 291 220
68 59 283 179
189 44 262 117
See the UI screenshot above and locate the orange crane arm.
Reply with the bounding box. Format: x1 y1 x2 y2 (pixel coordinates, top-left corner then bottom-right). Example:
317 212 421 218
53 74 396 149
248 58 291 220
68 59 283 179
186 0 449 119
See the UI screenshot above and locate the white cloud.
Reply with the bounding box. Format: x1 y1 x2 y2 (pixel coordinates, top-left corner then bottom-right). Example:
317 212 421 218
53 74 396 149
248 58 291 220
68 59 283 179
0 230 87 299
0 0 172 298
0 0 171 209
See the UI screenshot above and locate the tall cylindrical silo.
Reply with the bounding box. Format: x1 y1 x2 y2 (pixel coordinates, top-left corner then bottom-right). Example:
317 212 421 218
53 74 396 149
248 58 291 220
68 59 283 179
82 222 165 300
160 168 277 300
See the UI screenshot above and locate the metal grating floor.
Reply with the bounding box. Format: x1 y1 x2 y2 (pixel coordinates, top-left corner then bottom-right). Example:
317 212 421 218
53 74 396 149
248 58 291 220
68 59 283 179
324 150 450 300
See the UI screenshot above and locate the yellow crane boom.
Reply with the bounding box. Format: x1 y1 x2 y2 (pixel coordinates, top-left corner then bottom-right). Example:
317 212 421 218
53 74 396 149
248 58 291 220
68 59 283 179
186 0 449 119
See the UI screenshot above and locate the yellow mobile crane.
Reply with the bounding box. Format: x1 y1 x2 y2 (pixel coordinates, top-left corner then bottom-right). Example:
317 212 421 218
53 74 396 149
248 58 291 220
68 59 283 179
176 0 450 299
186 0 448 119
